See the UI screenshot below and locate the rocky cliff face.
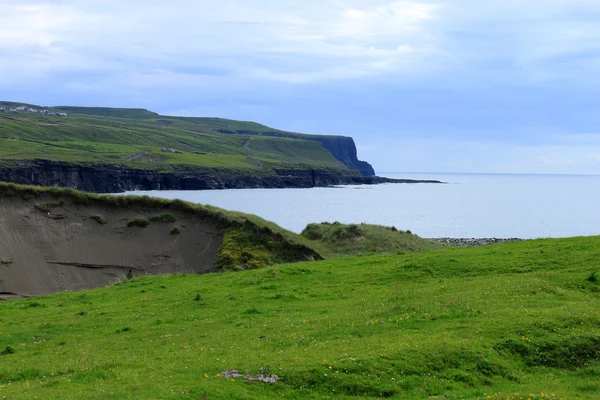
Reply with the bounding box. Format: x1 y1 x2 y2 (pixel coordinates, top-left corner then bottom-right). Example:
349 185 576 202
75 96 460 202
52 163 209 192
217 130 376 176
306 136 375 176
0 161 425 193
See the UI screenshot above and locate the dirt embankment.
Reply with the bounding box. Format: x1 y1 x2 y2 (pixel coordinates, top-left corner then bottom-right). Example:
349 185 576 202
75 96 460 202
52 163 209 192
0 196 223 298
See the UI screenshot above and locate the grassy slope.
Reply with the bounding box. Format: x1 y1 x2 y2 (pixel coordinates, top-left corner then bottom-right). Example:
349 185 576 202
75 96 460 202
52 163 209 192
0 104 349 174
1 238 599 399
301 222 444 258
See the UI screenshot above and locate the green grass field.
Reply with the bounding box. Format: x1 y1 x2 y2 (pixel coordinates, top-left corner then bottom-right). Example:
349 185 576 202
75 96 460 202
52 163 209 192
0 103 351 174
1 237 598 399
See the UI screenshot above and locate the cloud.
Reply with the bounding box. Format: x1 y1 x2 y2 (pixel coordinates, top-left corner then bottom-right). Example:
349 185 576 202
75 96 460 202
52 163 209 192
3 0 599 90
0 1 447 87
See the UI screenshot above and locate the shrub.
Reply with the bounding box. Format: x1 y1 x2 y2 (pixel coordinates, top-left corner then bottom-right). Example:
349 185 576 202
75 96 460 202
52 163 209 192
127 218 150 228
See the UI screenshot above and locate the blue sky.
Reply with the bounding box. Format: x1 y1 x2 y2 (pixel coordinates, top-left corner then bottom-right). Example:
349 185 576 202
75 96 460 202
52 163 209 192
2 0 600 174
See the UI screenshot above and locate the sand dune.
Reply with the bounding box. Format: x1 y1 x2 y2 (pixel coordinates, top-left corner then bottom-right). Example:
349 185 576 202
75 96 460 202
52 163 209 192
0 196 223 297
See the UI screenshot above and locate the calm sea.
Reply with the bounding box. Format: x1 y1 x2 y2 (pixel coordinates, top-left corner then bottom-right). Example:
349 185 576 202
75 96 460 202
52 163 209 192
122 173 600 239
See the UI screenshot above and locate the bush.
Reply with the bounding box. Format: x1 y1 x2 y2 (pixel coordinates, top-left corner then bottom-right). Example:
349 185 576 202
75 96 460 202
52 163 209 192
127 218 150 228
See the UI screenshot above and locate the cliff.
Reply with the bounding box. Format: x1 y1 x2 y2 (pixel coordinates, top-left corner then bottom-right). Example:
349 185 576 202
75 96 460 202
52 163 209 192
216 129 376 176
307 136 375 176
0 161 435 193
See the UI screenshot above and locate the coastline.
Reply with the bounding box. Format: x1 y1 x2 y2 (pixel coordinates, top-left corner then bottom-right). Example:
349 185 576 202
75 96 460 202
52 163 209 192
0 160 443 193
428 237 523 246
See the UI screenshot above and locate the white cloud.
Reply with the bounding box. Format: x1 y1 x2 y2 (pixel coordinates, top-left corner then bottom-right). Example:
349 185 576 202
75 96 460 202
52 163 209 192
0 1 445 86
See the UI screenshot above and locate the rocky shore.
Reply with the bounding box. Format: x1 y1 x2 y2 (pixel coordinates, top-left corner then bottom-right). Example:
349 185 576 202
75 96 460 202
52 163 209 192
428 238 523 247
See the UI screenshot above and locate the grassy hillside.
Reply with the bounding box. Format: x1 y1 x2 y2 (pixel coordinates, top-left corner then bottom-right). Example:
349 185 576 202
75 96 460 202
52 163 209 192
1 237 598 399
0 103 352 174
301 222 444 258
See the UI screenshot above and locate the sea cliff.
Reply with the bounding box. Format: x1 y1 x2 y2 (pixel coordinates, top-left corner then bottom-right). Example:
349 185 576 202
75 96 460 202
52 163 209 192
0 161 438 193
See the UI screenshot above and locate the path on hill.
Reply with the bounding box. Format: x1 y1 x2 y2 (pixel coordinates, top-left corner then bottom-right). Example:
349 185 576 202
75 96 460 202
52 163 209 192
241 138 264 169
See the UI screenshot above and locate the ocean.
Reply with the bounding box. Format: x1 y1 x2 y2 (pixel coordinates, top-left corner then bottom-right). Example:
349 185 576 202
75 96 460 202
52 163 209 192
122 173 600 239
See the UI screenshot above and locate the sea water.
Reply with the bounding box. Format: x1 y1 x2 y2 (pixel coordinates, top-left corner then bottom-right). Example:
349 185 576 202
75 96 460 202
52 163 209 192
122 173 600 239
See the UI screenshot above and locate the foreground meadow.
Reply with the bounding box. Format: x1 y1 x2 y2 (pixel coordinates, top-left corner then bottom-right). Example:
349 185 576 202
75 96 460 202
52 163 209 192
0 237 598 399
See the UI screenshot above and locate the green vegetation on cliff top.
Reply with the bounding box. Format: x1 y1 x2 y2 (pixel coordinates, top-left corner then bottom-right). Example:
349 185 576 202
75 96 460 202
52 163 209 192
1 236 599 399
0 102 359 175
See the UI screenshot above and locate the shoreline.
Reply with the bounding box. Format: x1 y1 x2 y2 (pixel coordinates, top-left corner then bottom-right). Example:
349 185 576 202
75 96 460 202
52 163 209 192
0 160 443 193
427 238 523 246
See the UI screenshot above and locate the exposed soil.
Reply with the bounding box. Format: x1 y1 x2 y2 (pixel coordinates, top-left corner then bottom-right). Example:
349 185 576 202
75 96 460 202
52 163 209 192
0 195 223 297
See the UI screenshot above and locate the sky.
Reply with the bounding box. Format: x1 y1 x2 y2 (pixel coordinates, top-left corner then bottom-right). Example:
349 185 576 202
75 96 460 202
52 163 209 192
2 0 600 174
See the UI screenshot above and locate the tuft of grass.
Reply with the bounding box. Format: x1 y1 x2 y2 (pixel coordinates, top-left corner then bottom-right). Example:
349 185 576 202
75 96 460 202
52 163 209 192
193 293 205 306
587 271 598 283
216 227 317 271
169 227 180 235
34 200 64 212
127 218 150 228
90 215 108 225
149 213 176 223
0 346 15 356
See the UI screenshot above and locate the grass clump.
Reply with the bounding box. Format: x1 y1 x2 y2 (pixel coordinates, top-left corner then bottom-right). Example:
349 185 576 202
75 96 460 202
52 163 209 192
0 346 15 356
90 215 108 225
301 222 444 257
587 271 598 283
216 226 318 271
170 227 180 235
34 200 64 212
127 218 150 228
149 213 176 223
